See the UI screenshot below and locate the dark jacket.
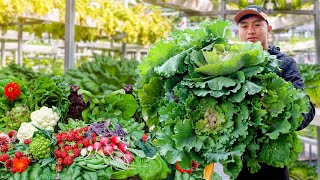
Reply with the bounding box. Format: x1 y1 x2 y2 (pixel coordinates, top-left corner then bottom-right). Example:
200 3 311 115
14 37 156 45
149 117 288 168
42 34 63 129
268 46 315 130
236 46 316 180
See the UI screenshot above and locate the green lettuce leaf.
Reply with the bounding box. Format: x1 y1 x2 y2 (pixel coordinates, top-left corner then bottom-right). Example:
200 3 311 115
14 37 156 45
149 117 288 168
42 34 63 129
155 126 184 164
138 40 179 76
137 77 164 125
136 18 310 179
173 119 204 151
195 42 264 76
258 134 293 167
154 48 191 78
104 93 138 120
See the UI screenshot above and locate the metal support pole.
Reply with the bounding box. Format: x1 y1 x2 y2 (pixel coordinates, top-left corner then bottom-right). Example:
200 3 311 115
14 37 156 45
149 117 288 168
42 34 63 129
37 56 40 72
64 0 75 73
121 40 126 59
123 0 128 8
136 49 141 61
314 1 320 176
15 51 18 64
120 32 127 59
17 19 23 66
315 0 320 64
220 0 226 19
1 40 5 67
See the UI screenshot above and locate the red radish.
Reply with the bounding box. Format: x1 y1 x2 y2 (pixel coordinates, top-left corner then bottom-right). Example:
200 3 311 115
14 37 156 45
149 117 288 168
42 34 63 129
110 135 121 144
93 142 102 151
114 156 125 164
103 145 114 156
100 137 110 146
114 151 123 158
80 148 87 157
87 145 93 152
122 151 134 163
111 143 117 150
117 143 127 153
97 149 104 156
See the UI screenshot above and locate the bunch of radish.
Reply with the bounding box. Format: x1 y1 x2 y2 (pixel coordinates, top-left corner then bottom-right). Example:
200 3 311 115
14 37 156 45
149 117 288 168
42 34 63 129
80 135 134 165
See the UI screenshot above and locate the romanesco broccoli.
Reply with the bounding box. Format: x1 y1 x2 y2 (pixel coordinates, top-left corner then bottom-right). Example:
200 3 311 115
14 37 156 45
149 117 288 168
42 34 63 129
29 134 51 160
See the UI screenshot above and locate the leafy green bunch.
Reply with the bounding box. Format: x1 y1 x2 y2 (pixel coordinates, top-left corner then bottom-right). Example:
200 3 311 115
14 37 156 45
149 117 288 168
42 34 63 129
136 19 309 179
28 76 70 123
0 64 42 84
64 55 139 96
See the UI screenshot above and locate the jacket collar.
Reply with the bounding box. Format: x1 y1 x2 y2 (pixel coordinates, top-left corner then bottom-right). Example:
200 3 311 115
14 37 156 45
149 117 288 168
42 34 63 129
268 46 281 55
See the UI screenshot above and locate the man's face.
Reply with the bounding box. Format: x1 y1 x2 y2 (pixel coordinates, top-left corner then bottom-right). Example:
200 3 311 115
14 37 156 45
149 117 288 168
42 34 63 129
238 15 272 50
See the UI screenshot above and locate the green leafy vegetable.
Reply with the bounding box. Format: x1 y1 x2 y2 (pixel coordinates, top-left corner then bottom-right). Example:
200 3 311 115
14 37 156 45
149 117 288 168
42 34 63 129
136 18 309 179
28 76 70 122
64 55 139 96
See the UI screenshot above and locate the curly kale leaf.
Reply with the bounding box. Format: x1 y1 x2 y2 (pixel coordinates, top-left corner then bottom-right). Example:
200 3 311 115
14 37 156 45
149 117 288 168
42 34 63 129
29 76 70 122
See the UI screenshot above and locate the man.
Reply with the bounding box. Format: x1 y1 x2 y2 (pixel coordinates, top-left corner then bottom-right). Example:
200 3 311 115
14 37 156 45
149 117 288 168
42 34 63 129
234 5 316 180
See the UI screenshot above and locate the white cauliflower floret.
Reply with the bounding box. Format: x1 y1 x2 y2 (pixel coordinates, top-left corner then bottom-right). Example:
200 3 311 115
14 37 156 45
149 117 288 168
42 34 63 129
17 122 38 143
30 106 60 131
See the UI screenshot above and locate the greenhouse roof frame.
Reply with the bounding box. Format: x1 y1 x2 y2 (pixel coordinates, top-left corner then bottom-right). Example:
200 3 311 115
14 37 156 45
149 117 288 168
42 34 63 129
1 0 172 72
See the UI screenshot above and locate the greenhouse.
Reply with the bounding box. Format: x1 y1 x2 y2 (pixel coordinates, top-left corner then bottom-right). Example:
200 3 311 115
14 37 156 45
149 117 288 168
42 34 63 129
0 0 319 179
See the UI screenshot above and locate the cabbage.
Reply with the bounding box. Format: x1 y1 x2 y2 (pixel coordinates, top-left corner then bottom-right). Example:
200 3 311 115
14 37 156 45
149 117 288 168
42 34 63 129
136 19 309 179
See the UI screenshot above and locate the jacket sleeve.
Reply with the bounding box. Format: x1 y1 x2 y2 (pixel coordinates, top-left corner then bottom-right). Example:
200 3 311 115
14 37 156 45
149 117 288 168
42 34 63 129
277 56 315 131
297 96 315 131
277 56 305 89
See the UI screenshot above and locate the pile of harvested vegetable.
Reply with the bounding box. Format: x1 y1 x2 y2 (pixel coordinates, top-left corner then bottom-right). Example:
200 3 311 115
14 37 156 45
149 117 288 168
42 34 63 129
0 19 310 180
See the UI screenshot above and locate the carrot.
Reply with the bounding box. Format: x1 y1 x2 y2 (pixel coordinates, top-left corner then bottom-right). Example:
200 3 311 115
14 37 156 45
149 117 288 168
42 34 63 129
203 163 214 180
